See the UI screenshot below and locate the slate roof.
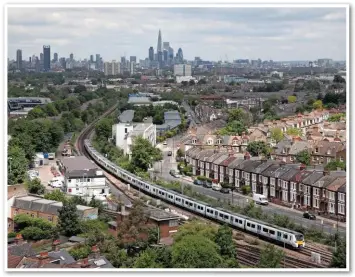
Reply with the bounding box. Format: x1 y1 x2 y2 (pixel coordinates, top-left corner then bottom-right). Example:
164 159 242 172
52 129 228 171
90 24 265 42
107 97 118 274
326 177 346 192
8 243 36 257
301 171 324 185
289 141 311 155
312 175 338 188
48 249 76 265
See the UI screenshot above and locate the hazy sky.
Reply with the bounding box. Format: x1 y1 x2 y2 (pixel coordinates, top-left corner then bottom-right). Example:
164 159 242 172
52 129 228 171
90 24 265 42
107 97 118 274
7 7 347 62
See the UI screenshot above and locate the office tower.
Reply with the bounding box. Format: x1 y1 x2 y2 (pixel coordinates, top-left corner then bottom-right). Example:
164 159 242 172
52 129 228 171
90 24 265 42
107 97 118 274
149 47 154 61
168 47 174 62
121 56 126 64
43 45 51 71
40 53 44 62
29 57 31 63
16 49 22 70
53 53 58 62
163 50 168 62
130 61 135 75
174 64 192 76
59 57 66 68
90 55 94 63
157 51 163 66
177 48 183 63
104 62 113 76
35 57 40 72
96 54 100 63
130 56 137 63
104 61 121 76
163 42 170 50
69 53 74 61
113 61 120 75
157 29 162 53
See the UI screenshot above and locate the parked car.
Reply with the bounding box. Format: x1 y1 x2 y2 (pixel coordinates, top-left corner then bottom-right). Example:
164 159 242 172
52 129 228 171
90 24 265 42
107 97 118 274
212 183 222 191
193 179 202 186
203 182 212 188
220 187 230 194
303 211 316 220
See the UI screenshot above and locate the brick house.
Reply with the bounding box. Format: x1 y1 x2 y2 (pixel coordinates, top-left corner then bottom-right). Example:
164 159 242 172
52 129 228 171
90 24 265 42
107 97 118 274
310 141 346 166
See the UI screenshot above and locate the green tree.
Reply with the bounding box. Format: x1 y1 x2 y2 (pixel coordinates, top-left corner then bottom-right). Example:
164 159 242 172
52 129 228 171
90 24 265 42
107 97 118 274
27 178 45 194
325 160 346 171
8 145 28 185
330 239 346 268
258 244 284 268
74 84 87 94
286 127 302 137
173 220 217 243
44 189 67 202
95 118 113 141
57 201 82 237
130 136 163 171
133 247 165 268
27 106 46 119
215 225 236 259
296 150 311 165
171 235 222 268
246 141 270 157
333 75 345 83
270 128 284 143
43 103 59 117
328 113 345 122
69 244 91 260
21 226 52 241
313 100 323 110
287 95 297 103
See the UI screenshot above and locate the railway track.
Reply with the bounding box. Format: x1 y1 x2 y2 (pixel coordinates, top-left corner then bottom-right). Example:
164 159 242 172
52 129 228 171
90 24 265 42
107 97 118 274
75 105 334 269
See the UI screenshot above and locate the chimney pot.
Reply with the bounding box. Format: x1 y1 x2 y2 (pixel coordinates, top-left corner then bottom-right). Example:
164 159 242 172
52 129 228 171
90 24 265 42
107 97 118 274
39 252 49 259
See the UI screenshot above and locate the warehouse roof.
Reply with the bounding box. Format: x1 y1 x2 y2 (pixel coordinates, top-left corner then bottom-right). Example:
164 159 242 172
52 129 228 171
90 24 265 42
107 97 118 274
60 156 97 172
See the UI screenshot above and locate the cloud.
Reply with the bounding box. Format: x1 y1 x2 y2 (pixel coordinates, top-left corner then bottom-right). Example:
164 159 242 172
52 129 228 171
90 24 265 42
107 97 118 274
7 7 346 61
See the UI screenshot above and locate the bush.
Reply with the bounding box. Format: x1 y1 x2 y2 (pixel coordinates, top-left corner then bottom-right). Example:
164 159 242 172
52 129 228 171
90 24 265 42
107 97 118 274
69 245 91 260
241 185 251 195
8 232 17 238
21 226 52 241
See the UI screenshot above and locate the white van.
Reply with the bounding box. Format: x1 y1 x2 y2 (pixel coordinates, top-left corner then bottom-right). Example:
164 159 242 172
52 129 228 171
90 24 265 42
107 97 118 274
253 193 269 205
48 176 64 186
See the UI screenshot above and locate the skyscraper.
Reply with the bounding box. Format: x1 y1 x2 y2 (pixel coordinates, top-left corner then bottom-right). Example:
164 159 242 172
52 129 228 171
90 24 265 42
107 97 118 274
90 55 94 63
53 53 58 62
70 53 74 61
177 48 183 63
157 29 162 53
16 49 22 70
163 42 170 50
148 47 154 61
40 53 44 62
163 50 168 62
130 56 137 63
43 45 51 71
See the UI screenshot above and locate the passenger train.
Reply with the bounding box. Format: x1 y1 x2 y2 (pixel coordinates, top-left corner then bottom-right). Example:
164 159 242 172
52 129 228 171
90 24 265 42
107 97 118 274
84 139 305 249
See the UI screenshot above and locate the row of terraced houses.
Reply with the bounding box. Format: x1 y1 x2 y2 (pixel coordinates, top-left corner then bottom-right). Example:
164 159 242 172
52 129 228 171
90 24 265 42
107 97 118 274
185 148 346 221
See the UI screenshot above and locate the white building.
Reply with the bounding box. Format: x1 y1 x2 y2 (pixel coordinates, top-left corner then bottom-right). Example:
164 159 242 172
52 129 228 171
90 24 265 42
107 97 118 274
112 123 156 157
104 60 120 76
175 76 196 84
59 156 110 201
130 61 135 75
174 64 192 76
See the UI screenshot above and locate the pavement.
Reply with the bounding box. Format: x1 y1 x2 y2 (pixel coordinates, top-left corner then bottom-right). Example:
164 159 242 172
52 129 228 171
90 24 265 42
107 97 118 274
153 140 346 236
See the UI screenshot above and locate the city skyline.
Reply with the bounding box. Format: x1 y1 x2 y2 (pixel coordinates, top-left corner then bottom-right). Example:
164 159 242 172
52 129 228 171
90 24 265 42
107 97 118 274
8 7 347 61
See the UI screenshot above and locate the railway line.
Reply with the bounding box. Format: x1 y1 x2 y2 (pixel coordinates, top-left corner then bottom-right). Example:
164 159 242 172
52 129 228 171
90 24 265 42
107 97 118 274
74 104 334 269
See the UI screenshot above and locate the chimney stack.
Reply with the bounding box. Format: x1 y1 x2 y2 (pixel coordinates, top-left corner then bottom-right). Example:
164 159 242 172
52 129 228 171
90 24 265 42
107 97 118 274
39 251 49 260
81 258 90 268
91 245 100 260
300 164 306 171
52 239 61 252
244 152 250 160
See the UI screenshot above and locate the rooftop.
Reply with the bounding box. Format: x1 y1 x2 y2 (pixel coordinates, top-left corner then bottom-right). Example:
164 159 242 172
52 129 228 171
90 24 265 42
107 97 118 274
118 110 135 123
61 156 98 172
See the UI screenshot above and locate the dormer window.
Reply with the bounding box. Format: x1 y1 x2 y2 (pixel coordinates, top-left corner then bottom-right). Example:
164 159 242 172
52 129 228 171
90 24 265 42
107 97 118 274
217 139 222 145
315 147 319 153
232 140 238 146
192 139 197 144
207 139 213 145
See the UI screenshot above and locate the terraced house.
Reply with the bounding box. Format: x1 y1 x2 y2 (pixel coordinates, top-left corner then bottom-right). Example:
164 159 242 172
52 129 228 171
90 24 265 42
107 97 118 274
185 148 346 220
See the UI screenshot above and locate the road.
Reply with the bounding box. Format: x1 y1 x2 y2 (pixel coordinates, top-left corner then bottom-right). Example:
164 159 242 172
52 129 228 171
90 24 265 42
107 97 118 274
153 141 345 236
181 100 201 126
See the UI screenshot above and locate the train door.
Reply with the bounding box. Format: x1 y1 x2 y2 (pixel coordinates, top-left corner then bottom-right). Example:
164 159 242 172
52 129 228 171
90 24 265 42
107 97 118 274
257 225 261 235
277 231 282 241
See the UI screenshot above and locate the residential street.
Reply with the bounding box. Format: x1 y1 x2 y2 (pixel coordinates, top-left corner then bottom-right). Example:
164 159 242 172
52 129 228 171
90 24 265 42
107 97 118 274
153 139 346 236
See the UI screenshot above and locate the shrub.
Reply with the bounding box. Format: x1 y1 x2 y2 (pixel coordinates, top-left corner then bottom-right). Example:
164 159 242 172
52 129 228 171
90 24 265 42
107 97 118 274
21 226 52 240
8 232 17 238
241 185 251 195
69 245 92 260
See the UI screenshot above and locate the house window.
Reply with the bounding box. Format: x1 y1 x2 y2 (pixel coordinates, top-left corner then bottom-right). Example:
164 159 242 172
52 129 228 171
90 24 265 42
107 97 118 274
232 140 238 146
217 139 222 144
327 149 331 155
169 220 179 227
339 156 344 162
338 204 345 215
207 139 213 145
192 139 197 144
339 193 345 202
315 148 319 153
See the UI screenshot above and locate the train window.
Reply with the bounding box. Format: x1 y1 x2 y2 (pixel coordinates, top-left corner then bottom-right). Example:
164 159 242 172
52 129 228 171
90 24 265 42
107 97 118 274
219 213 223 217
263 228 268 232
215 211 218 215
176 198 180 202
283 234 288 239
234 218 238 222
146 185 149 189
246 222 250 227
162 192 165 196
207 209 211 213
190 203 193 206
185 201 189 205
269 230 275 235
239 220 243 224
251 224 255 229
224 215 229 219
153 189 156 192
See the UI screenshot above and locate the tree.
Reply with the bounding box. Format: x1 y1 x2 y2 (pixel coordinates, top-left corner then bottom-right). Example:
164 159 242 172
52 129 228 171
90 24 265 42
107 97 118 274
189 79 195 86
27 178 45 195
296 150 311 166
95 118 113 141
313 100 323 110
43 103 59 117
330 239 346 268
74 84 87 94
133 247 166 268
328 113 345 122
246 141 270 157
27 106 46 120
171 235 222 268
176 148 185 158
130 136 163 171
44 190 67 202
286 127 302 137
325 160 346 171
8 145 28 185
21 226 52 241
258 244 284 268
173 220 217 243
333 75 345 83
69 245 92 260
270 128 284 143
57 201 81 237
217 120 248 136
215 225 236 259
287 95 297 103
